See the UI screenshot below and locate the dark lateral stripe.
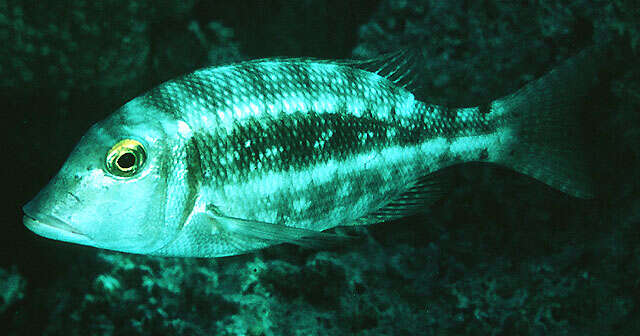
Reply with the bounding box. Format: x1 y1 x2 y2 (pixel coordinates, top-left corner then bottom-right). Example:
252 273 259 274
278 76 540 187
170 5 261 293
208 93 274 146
186 136 204 188
192 131 224 182
194 107 499 184
178 137 204 230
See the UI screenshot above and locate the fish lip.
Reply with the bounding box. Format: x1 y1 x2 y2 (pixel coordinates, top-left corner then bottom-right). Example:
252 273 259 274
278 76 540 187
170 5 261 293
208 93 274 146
23 213 92 243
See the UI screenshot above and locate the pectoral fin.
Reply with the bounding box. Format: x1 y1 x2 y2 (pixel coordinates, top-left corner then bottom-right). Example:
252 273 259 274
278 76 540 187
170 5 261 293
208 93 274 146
206 212 351 249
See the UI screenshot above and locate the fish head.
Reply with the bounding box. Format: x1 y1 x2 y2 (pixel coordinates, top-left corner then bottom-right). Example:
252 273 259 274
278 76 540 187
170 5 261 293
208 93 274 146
23 98 186 254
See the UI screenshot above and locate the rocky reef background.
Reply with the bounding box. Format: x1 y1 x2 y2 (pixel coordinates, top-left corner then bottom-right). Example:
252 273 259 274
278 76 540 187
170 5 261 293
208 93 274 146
2 0 640 335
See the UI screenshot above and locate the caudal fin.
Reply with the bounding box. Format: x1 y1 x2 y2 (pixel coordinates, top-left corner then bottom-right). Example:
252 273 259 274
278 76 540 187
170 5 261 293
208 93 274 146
494 43 611 198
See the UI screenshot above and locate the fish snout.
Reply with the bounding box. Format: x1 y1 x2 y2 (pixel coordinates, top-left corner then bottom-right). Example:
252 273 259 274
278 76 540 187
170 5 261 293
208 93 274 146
23 183 92 245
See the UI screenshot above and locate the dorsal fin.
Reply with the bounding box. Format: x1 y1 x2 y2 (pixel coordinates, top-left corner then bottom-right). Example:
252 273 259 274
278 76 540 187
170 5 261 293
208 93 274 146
340 49 424 92
216 50 425 93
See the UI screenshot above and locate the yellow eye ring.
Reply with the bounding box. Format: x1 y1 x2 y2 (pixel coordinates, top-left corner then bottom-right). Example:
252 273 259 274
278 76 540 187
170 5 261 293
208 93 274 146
105 139 146 178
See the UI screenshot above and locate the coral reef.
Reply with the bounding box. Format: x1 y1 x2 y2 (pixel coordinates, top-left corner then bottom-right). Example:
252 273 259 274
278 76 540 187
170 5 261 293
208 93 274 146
0 267 25 315
3 0 639 335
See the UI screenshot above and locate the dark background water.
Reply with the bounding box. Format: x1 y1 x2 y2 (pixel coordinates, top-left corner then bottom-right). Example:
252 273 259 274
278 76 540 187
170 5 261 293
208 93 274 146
2 0 640 335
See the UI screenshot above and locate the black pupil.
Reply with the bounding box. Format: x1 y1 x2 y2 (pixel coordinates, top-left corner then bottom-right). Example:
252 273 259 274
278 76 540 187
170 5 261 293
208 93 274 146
117 152 136 169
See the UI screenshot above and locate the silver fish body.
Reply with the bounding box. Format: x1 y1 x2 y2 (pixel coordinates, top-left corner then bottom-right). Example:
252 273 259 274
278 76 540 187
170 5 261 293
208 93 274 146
23 49 602 257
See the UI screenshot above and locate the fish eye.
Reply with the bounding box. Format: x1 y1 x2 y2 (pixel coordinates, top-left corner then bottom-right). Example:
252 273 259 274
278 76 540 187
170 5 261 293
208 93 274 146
105 139 147 178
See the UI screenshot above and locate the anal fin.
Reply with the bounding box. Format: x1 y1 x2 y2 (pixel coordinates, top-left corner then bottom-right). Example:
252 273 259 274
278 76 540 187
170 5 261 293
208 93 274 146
355 171 449 226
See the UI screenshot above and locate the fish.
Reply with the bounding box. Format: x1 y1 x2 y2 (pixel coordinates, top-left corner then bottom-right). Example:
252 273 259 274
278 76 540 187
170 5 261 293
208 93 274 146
22 44 607 257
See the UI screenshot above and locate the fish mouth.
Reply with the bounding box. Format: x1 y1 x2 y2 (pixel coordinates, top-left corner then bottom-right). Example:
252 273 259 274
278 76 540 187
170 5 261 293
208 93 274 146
23 213 92 245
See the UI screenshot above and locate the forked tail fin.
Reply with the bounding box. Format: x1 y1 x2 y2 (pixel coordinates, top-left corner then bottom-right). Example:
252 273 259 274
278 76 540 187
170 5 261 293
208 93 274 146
493 43 612 198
